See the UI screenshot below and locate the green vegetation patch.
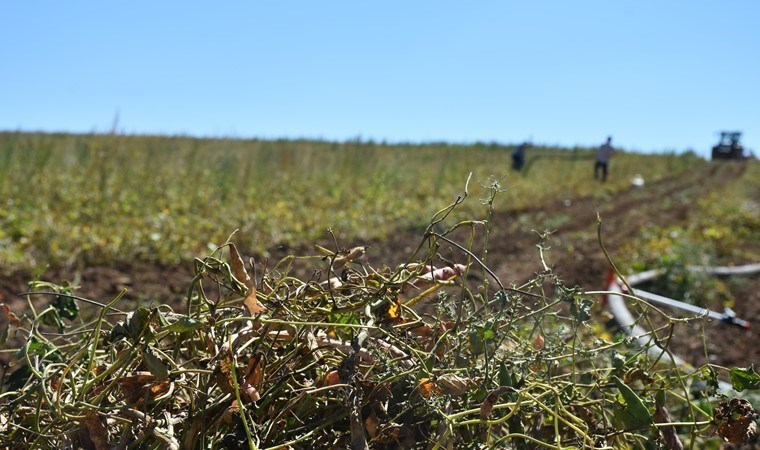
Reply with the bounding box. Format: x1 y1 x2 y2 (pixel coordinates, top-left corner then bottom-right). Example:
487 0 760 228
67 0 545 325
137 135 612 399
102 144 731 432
620 161 760 307
0 132 700 273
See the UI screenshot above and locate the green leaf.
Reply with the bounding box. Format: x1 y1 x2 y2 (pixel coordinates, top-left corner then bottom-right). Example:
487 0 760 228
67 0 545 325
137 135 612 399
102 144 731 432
142 348 169 379
5 365 33 391
17 337 63 363
328 313 360 325
494 290 509 309
498 361 514 388
469 327 484 356
655 389 666 408
127 307 153 341
156 309 170 327
52 294 79 320
610 351 626 370
109 322 130 342
729 366 760 391
109 307 153 342
164 316 204 333
570 297 592 324
700 367 720 394
613 375 653 429
41 308 65 333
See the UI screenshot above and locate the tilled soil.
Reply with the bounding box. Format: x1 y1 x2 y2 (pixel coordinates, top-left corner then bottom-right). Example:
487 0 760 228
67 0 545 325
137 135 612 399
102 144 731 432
2 161 758 370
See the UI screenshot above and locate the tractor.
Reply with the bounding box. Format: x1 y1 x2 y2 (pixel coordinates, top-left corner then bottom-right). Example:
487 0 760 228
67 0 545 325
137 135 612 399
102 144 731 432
711 131 745 160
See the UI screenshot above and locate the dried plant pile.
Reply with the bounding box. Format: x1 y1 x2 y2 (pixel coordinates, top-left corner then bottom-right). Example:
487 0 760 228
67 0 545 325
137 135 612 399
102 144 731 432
1 189 757 449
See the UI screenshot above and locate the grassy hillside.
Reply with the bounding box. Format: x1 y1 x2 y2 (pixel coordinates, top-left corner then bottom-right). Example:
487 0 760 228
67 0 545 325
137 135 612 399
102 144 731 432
0 132 701 272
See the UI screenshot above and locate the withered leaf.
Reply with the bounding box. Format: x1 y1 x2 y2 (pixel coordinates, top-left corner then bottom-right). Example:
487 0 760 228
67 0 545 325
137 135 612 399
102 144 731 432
380 297 403 325
241 381 260 402
217 357 234 392
625 368 654 385
221 400 240 425
244 354 263 387
480 386 516 420
410 324 434 338
228 243 250 286
0 303 20 345
359 380 391 406
715 398 759 445
82 411 110 450
228 243 265 316
242 354 263 402
118 372 171 405
0 304 20 326
533 333 545 350
332 246 365 270
417 378 437 399
718 418 758 445
319 370 341 387
436 373 470 396
372 423 403 444
365 410 380 439
243 287 265 316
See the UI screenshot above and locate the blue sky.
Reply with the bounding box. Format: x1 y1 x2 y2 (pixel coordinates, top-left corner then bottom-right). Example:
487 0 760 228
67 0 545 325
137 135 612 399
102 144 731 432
2 1 758 157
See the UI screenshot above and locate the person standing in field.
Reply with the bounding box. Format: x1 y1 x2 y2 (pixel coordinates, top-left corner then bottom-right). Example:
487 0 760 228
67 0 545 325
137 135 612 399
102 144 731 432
512 142 530 171
594 136 615 182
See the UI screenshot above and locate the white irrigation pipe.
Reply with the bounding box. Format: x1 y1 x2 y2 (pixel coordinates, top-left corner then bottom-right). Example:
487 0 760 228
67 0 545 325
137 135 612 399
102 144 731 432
605 275 687 367
603 263 760 393
634 289 750 328
615 266 754 329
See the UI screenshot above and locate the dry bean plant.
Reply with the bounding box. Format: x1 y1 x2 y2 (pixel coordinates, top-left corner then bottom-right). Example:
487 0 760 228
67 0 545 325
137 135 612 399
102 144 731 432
0 177 757 450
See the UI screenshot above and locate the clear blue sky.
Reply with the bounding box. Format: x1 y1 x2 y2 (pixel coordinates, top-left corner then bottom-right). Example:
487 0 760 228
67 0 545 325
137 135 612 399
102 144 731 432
2 1 758 157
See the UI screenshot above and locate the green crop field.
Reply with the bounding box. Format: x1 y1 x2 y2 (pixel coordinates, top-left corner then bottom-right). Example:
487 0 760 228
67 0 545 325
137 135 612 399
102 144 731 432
0 132 701 273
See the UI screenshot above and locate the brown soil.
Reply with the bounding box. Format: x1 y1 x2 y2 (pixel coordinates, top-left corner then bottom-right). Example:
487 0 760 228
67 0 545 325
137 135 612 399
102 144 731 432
2 161 758 370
